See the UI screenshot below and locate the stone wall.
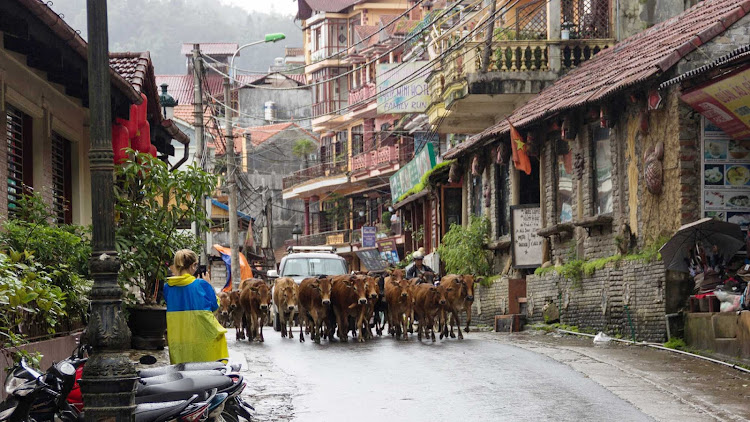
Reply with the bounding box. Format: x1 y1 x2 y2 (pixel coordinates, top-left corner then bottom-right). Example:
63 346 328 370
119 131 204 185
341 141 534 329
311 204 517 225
471 277 509 326
526 259 668 342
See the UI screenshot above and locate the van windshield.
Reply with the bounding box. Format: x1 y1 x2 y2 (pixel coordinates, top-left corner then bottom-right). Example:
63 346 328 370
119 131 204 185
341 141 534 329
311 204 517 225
282 258 347 278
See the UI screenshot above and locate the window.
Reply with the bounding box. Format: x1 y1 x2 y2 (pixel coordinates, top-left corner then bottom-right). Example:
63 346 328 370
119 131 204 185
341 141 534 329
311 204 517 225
321 136 333 163
51 132 73 224
495 164 509 237
592 126 613 214
335 131 348 160
556 139 573 223
351 125 363 156
282 257 347 278
6 105 33 216
471 175 483 217
518 159 540 205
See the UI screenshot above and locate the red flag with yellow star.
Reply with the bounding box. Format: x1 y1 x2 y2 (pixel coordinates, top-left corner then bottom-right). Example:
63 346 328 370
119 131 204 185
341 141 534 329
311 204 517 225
508 120 531 175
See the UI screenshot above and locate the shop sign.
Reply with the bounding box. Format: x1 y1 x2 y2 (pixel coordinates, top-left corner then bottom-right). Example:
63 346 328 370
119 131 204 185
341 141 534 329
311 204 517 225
361 226 377 248
377 239 400 265
327 233 345 245
700 117 750 230
511 205 543 269
389 142 437 202
681 66 750 140
376 62 430 114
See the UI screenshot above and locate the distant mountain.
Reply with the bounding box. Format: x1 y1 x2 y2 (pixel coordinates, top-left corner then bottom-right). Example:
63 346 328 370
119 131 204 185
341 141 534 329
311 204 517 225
50 0 303 75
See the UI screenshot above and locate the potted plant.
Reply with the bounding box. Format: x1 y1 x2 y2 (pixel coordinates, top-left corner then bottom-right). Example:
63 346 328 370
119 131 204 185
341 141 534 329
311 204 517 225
115 151 217 349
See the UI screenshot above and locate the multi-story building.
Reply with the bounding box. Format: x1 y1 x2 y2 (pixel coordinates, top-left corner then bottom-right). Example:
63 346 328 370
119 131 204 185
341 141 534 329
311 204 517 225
283 0 434 268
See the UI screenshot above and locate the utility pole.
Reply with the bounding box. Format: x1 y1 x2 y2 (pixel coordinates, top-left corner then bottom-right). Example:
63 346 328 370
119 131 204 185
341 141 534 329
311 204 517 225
481 0 498 73
224 77 240 288
80 0 136 420
192 44 209 269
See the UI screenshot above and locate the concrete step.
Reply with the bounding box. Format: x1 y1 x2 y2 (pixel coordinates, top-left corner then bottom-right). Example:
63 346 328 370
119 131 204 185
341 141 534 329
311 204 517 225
714 337 740 357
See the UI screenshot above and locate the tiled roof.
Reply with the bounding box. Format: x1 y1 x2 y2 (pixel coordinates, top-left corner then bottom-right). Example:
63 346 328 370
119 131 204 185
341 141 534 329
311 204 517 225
109 52 151 95
172 104 214 126
381 16 420 36
155 74 225 106
180 43 239 56
446 0 750 159
215 122 318 155
355 25 380 47
297 0 364 20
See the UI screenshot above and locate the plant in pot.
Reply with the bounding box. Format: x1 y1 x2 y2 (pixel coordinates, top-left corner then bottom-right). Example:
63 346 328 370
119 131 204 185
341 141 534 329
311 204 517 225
114 150 217 349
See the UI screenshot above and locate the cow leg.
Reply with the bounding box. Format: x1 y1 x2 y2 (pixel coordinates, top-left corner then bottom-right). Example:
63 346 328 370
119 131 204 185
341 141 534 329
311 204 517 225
464 304 472 333
259 312 266 342
356 308 366 343
333 307 347 342
401 313 409 340
288 312 295 339
453 311 463 340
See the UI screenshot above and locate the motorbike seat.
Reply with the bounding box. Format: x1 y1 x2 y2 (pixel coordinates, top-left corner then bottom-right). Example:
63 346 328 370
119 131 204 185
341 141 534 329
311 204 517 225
137 361 226 378
134 394 197 422
136 376 233 402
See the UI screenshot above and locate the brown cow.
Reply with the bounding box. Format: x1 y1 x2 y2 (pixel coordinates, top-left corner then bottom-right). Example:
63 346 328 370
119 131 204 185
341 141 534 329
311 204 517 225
297 276 333 344
440 274 478 340
330 275 368 343
412 283 447 342
239 278 271 342
230 290 244 340
384 277 413 340
272 277 299 339
358 274 380 339
216 291 232 328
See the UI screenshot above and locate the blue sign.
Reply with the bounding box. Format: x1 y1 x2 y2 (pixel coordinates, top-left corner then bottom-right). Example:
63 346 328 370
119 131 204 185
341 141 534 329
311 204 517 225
362 226 377 248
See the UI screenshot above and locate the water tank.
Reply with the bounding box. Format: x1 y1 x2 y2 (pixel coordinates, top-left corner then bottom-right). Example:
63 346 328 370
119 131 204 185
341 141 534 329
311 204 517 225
274 57 284 66
264 101 277 122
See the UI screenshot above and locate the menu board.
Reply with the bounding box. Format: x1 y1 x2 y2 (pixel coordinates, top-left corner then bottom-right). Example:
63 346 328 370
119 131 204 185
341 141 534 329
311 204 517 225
702 118 750 230
355 249 388 272
511 205 543 268
377 239 400 265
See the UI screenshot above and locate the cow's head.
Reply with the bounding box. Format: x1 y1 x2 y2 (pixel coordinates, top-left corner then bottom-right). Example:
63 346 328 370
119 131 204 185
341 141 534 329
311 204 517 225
389 268 406 281
250 282 272 310
345 275 368 305
218 291 232 318
312 277 333 305
389 278 412 301
362 275 379 300
282 283 299 312
462 274 477 302
423 271 436 285
432 285 447 306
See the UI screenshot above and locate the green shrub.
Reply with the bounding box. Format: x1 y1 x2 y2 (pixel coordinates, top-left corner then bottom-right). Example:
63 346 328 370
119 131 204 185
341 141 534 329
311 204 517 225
437 216 492 276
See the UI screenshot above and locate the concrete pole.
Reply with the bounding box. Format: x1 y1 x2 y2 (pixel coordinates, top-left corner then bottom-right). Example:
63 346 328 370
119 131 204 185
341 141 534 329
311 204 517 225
192 44 208 267
224 77 240 288
547 0 562 72
481 0 498 73
80 1 136 420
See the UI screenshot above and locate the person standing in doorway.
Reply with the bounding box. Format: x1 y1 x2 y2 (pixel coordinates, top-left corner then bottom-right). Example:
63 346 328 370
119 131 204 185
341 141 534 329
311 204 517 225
164 249 229 364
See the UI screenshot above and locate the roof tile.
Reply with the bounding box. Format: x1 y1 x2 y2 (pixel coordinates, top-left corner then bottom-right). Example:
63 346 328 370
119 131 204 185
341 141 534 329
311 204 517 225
180 43 239 56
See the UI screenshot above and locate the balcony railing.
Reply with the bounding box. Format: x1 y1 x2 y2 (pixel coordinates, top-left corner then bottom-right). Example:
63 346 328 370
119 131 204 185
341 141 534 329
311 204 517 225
312 100 347 118
350 145 401 174
282 160 348 190
284 229 352 247
348 83 377 110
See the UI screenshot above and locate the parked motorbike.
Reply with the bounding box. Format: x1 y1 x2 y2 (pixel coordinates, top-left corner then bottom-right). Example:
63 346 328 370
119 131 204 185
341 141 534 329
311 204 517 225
1 346 253 422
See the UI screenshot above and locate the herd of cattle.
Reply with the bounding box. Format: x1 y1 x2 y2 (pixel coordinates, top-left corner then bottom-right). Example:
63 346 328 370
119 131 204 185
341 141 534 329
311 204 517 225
216 269 479 344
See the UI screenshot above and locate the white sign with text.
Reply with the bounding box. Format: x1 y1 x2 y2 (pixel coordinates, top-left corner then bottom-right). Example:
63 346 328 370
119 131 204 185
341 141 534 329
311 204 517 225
511 205 543 268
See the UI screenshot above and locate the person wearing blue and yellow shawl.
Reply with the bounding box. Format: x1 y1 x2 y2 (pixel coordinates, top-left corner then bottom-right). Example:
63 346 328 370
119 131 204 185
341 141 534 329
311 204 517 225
164 249 228 364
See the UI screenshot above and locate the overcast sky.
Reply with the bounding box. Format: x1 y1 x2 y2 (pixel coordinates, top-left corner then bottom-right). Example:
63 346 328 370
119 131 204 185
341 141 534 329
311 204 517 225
222 0 298 16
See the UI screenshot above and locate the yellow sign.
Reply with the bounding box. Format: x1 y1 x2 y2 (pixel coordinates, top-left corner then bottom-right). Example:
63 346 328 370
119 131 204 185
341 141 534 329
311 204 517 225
327 234 345 245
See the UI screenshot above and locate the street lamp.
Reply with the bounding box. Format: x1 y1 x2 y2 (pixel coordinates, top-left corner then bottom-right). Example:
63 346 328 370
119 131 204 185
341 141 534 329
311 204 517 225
292 224 302 246
230 33 286 78
224 33 285 290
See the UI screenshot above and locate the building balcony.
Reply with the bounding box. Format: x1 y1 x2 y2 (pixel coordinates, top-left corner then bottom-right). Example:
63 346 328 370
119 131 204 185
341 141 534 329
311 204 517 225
349 144 402 182
425 38 613 134
348 83 377 110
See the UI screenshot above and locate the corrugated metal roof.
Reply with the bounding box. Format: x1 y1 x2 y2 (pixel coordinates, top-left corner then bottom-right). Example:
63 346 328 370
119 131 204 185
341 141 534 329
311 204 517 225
446 0 750 160
180 43 239 56
297 0 364 20
660 44 750 89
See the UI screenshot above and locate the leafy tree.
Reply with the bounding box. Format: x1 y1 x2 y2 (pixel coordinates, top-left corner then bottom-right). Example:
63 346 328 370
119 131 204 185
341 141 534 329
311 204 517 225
436 216 492 276
115 151 217 305
292 138 317 169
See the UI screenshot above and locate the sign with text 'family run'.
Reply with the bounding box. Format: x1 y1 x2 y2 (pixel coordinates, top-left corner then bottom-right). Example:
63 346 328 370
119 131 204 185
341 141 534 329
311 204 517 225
376 61 430 114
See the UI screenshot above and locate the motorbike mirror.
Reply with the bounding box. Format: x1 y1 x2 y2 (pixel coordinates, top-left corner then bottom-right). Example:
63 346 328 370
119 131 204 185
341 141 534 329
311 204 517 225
138 355 157 365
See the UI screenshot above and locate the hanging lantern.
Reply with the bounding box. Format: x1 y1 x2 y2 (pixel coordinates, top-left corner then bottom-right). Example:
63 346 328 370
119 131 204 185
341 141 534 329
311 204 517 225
115 117 137 138
148 144 157 158
112 123 130 165
471 154 484 176
132 121 151 153
135 93 148 125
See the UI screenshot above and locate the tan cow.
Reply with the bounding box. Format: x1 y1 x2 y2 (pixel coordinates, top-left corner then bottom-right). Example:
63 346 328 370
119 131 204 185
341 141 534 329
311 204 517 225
229 290 244 340
239 278 271 342
412 283 447 342
298 276 333 343
384 277 413 340
272 277 299 339
216 291 232 328
358 274 380 339
330 275 368 343
440 274 478 340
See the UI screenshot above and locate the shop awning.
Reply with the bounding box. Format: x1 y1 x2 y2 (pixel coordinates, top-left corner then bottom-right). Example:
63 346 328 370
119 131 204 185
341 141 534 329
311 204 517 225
393 189 429 210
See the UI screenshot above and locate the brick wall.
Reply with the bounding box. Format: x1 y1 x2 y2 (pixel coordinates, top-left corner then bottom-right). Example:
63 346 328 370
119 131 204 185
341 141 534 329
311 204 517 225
471 276 509 326
526 259 667 342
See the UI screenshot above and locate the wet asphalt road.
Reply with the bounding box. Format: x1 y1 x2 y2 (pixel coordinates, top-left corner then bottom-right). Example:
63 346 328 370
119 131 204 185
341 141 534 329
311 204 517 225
227 328 653 422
